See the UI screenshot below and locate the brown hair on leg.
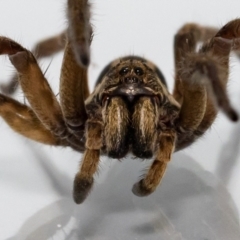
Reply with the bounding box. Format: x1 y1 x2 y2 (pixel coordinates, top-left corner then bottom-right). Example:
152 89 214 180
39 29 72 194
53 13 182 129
132 130 176 196
0 31 67 95
60 41 89 138
73 120 102 204
0 94 66 146
67 0 92 66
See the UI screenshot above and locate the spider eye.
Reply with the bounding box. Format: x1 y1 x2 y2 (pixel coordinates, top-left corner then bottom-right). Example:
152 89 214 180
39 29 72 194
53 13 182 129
134 67 144 76
119 67 129 75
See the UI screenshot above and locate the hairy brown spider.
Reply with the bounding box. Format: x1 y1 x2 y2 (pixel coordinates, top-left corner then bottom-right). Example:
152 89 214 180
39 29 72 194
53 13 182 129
0 0 239 204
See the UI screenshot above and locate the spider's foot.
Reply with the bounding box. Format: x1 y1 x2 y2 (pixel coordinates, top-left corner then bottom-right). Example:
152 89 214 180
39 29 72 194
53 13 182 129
225 108 239 122
73 43 90 67
0 93 8 105
132 179 155 197
0 94 5 102
0 82 16 95
73 175 93 204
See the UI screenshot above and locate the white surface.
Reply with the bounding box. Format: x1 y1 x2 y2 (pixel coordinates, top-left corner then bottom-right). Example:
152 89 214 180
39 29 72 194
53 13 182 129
2 153 240 240
0 0 240 239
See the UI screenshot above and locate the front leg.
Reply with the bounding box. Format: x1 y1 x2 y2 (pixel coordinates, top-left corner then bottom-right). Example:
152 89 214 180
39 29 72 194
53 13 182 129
132 130 176 196
73 97 130 203
73 120 102 204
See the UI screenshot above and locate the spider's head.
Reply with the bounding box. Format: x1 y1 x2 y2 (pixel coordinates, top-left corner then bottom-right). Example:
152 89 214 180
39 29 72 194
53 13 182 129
96 56 169 105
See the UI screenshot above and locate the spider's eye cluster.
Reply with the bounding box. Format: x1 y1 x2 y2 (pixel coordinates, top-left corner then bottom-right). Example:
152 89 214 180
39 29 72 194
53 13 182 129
134 67 144 76
119 67 144 76
119 67 129 75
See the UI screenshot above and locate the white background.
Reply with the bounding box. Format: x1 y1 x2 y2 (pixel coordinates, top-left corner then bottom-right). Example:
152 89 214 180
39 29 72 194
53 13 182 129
0 0 240 239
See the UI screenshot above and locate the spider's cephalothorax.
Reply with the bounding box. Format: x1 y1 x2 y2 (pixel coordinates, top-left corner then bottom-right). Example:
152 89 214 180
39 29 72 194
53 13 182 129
85 56 180 161
0 0 239 204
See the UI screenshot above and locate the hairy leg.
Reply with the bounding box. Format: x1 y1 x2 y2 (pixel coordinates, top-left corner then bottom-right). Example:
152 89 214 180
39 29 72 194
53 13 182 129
173 19 240 150
173 23 218 103
0 37 84 150
132 129 176 196
0 94 66 146
33 30 67 58
0 31 67 95
60 0 93 139
73 97 130 203
60 40 89 139
197 19 240 130
73 121 102 204
67 0 92 66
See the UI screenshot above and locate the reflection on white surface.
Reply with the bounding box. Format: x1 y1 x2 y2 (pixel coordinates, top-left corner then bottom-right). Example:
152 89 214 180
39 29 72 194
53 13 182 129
0 0 240 239
4 153 240 240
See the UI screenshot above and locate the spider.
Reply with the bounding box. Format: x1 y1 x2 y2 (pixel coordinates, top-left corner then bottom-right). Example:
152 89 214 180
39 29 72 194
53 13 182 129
0 0 239 204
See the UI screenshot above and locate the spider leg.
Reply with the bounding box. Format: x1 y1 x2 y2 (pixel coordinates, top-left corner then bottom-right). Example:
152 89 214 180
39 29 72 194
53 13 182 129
73 97 129 203
132 130 176 196
0 93 67 146
67 0 92 66
32 30 67 58
73 121 102 204
173 23 218 103
0 31 67 95
173 19 240 150
64 0 96 203
59 41 89 139
196 19 240 132
0 37 84 150
73 97 130 204
131 97 177 196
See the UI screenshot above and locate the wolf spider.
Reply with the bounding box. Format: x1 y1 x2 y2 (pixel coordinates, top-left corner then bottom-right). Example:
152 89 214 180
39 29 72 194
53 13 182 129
0 0 239 204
